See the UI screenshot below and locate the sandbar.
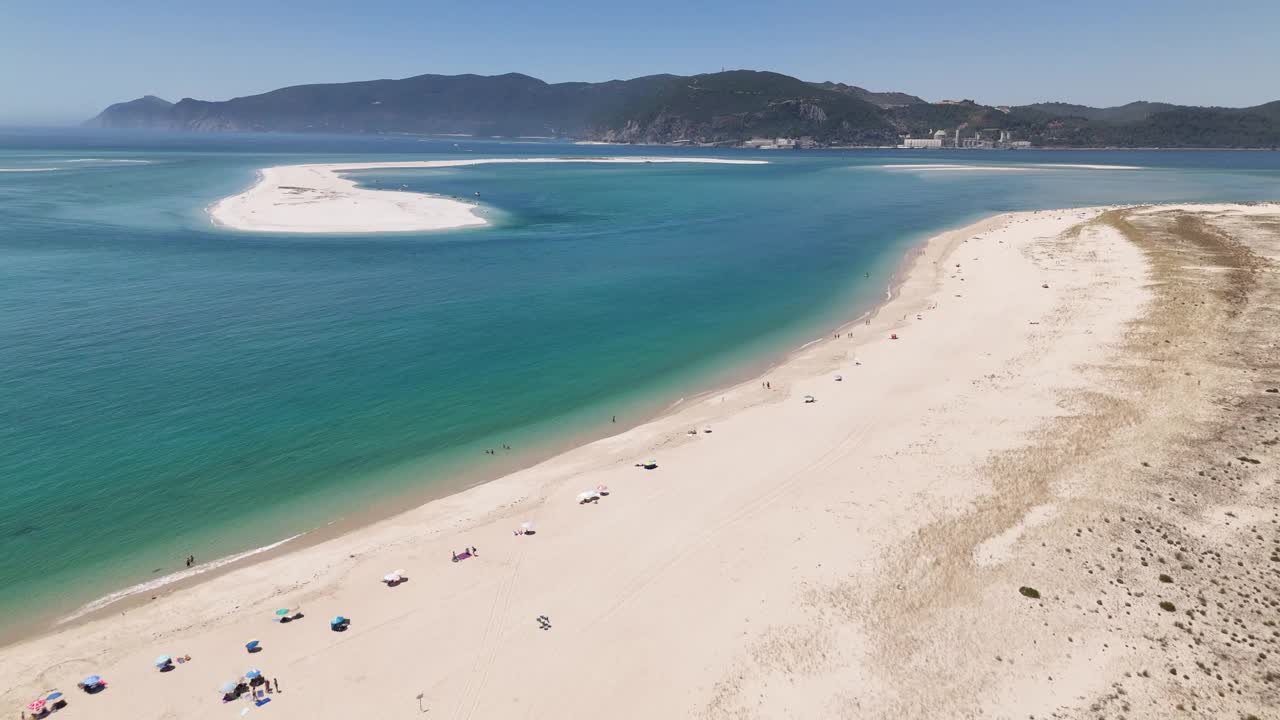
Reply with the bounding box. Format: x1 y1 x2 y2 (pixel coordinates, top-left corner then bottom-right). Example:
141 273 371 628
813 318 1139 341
208 157 766 234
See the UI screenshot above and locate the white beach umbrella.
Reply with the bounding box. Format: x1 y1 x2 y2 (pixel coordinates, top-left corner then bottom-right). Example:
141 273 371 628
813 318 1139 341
520 521 535 532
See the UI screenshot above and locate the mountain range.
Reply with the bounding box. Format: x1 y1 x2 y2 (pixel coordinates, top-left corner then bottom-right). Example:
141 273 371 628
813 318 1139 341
87 71 1280 149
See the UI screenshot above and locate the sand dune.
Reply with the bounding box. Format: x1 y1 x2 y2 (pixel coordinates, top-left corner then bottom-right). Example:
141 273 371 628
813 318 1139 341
4 203 1277 719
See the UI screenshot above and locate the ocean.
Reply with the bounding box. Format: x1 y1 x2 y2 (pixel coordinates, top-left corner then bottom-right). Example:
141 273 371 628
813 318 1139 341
1 129 1278 639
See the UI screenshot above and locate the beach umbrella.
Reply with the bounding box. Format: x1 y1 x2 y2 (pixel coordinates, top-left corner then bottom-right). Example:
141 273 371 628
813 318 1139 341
45 692 63 703
520 521 535 531
26 699 46 713
383 572 402 583
596 484 609 493
154 655 172 668
244 639 260 651
81 675 102 687
245 669 262 680
331 615 347 625
219 680 238 695
274 608 290 617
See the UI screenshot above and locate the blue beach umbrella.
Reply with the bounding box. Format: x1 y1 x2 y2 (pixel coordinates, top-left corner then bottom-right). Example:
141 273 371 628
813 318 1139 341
244 640 260 651
245 669 262 680
154 655 172 668
330 616 346 626
45 692 63 702
81 675 102 687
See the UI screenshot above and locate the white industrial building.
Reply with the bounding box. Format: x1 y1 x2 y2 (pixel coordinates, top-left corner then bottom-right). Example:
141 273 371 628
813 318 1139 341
901 138 943 148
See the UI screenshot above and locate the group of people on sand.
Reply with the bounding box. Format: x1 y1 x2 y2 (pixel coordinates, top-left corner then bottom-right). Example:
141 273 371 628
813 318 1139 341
451 546 478 561
761 381 772 390
222 675 283 704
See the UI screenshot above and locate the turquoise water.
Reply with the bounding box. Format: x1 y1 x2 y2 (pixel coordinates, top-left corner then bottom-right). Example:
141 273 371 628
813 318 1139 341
2 130 1278 637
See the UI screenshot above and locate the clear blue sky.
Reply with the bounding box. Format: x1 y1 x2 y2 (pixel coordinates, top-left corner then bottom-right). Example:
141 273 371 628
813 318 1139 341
3 0 1277 124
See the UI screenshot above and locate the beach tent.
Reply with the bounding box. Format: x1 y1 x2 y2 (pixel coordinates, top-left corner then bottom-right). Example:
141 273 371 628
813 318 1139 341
154 655 172 668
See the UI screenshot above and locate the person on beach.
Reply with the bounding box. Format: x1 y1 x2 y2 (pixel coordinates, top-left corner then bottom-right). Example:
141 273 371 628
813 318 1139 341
611 416 616 423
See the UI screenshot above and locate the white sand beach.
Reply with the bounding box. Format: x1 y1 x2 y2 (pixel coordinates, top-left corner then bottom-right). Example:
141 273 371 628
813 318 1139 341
4 202 1278 719
208 157 766 233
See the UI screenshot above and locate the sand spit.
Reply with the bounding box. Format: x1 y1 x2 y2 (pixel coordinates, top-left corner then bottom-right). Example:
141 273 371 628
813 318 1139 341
3 203 1278 719
208 157 767 234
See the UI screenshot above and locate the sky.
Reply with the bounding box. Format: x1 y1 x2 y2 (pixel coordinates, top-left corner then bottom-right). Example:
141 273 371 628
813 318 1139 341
3 0 1278 125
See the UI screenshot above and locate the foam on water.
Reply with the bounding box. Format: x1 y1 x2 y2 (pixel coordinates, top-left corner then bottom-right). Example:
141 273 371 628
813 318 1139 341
60 158 152 163
876 163 1145 171
57 533 306 624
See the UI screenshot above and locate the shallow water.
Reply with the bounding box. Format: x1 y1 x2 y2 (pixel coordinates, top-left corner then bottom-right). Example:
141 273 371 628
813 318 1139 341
1 129 1278 635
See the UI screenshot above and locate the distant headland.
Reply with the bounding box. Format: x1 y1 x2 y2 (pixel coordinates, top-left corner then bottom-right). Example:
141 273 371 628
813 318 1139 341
87 70 1280 149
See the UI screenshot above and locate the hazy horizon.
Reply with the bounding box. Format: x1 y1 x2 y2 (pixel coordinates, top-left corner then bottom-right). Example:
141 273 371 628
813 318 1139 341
4 0 1278 125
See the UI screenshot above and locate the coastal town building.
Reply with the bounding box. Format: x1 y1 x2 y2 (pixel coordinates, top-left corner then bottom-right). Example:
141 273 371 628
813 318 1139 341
741 137 798 150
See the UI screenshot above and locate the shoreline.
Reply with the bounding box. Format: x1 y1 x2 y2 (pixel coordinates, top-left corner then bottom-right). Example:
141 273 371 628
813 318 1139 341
6 201 1276 718
207 156 767 234
14 206 927 646
0 205 1069 643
